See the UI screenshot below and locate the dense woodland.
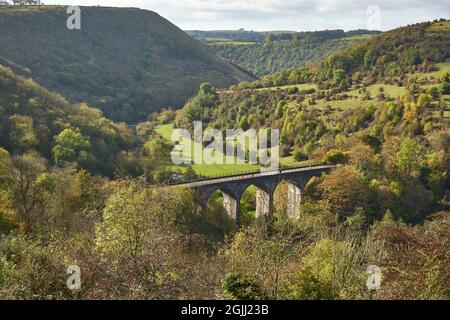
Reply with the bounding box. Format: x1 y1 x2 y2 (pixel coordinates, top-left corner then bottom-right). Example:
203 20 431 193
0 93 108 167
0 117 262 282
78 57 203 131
0 14 449 300
204 30 380 77
236 20 450 89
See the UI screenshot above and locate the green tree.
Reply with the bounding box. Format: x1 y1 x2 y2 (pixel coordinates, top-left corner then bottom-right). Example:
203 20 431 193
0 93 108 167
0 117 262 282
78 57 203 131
94 182 197 299
439 72 450 83
286 238 382 300
221 273 262 300
293 149 308 162
417 93 431 108
333 69 346 85
395 137 425 176
52 128 92 167
9 114 38 153
364 49 378 67
320 166 370 217
222 218 303 299
6 153 52 227
322 150 348 165
0 148 16 233
177 83 217 125
427 87 440 100
140 136 173 180
438 82 450 94
239 115 250 130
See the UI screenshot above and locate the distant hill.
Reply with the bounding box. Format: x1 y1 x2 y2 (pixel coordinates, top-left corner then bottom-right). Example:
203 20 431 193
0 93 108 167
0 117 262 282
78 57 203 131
176 20 450 143
238 20 450 89
0 6 255 122
186 29 380 76
186 30 267 42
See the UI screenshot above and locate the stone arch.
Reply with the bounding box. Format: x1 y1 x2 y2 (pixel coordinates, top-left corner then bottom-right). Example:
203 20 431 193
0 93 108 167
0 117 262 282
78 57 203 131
297 173 321 191
275 171 326 218
238 183 258 223
195 185 221 208
271 178 301 217
196 185 240 224
231 181 275 222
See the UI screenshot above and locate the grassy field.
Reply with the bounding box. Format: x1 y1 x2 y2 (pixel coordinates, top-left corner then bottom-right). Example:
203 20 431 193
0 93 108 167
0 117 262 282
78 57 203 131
280 156 304 167
365 84 405 98
156 123 260 177
417 61 450 80
428 20 450 32
155 123 174 140
344 34 376 41
210 41 256 46
256 83 318 92
313 83 407 111
204 38 232 42
155 123 305 177
315 98 383 110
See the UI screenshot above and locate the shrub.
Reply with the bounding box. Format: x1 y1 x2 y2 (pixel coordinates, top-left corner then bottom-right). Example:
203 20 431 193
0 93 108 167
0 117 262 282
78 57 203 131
322 150 348 165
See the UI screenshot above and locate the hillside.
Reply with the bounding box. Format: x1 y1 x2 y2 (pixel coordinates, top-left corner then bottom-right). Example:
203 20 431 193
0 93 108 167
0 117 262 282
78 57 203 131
177 20 450 150
241 20 450 89
174 20 450 222
0 6 255 122
187 29 380 76
0 64 135 176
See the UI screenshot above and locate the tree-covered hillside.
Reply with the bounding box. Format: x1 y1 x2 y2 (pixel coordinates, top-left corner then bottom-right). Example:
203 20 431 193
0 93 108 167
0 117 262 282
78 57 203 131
0 65 136 176
239 20 450 89
196 29 380 77
0 6 255 122
175 20 450 223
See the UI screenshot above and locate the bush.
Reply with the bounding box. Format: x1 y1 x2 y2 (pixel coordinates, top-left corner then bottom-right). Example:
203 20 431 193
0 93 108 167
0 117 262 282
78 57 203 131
438 82 450 95
293 150 309 162
221 273 262 300
322 150 348 165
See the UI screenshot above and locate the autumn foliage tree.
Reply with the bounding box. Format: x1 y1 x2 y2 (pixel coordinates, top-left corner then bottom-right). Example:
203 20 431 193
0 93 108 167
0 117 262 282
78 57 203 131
320 166 371 218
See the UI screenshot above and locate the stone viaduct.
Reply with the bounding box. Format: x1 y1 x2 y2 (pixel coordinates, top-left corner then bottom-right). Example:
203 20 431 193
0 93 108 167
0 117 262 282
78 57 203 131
178 165 335 225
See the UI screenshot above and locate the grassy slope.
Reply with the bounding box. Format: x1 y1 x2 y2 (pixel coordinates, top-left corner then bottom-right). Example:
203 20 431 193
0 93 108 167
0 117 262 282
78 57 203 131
247 59 450 112
155 123 303 177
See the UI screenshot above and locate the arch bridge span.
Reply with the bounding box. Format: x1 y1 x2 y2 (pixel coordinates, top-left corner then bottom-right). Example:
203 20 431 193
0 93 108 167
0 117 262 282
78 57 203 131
178 165 336 225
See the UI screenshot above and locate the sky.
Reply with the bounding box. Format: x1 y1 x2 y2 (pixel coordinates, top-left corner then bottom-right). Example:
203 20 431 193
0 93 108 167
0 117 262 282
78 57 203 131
44 0 450 31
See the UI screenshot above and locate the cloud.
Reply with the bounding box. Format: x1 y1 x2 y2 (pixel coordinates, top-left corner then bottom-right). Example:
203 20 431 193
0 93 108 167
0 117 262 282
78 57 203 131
45 0 450 30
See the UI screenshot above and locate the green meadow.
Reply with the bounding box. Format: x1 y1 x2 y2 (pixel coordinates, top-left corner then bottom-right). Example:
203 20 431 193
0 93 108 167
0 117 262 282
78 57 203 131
155 123 303 177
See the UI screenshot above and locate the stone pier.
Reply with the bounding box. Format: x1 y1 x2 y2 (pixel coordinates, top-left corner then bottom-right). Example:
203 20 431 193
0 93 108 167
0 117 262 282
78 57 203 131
222 191 241 225
287 182 302 218
255 187 274 218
